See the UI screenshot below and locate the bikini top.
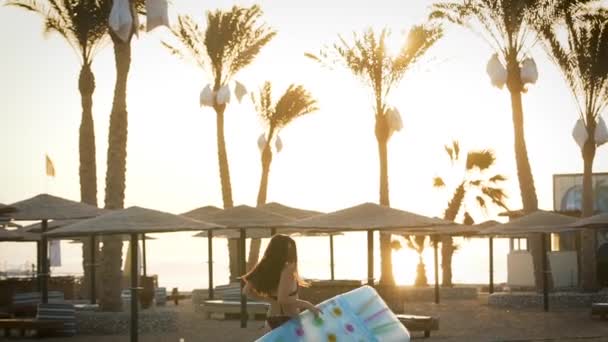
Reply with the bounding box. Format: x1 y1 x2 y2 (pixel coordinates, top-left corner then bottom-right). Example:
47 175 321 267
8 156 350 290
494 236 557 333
269 284 298 300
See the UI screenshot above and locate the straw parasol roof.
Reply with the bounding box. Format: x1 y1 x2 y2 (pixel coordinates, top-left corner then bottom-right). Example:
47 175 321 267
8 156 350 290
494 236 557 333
278 202 452 233
483 211 579 235
0 203 16 215
197 205 292 229
47 206 223 238
181 205 223 221
0 228 26 241
570 213 608 228
0 227 40 241
24 219 81 233
261 202 323 219
192 205 294 238
8 194 105 221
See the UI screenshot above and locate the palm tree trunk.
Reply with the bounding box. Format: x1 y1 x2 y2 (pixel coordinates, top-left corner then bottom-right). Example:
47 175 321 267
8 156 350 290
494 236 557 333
376 115 394 285
248 145 273 271
213 102 238 282
507 59 541 290
78 62 98 300
580 138 598 290
441 182 465 287
79 62 98 207
101 33 131 311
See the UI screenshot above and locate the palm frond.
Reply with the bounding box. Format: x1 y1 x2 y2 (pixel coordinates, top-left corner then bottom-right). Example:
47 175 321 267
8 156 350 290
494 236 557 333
430 0 547 61
433 176 446 188
463 211 475 225
466 149 496 171
481 186 509 209
204 5 276 85
6 0 107 64
164 15 207 69
273 84 319 128
251 81 274 124
489 174 507 183
541 7 608 123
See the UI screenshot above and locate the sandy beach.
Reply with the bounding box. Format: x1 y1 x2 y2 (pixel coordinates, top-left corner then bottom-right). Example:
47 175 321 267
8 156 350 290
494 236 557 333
26 297 608 342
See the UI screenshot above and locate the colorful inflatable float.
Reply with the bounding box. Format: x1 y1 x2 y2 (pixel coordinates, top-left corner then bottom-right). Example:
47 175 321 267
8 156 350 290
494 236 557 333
256 285 410 342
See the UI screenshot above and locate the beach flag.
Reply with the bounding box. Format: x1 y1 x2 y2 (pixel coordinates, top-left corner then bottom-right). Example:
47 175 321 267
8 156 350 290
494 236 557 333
45 154 56 177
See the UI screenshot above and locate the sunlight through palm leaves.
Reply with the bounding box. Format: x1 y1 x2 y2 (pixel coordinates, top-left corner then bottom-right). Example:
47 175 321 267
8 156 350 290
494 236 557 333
307 24 442 285
246 81 319 270
163 5 276 281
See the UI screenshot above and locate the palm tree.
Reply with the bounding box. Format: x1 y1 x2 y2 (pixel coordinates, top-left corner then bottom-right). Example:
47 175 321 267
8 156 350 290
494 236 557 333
163 5 276 281
392 234 430 287
540 6 608 290
433 141 508 286
6 0 107 300
307 25 442 285
247 81 319 269
430 0 559 291
100 0 148 311
429 0 546 213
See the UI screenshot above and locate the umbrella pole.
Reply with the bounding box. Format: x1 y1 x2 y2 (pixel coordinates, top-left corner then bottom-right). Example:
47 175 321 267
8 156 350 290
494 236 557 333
36 240 41 292
329 234 335 281
208 230 214 300
90 236 97 305
130 233 139 342
489 236 494 294
240 228 247 328
41 219 49 304
541 232 549 312
367 230 374 286
142 234 147 277
434 235 439 304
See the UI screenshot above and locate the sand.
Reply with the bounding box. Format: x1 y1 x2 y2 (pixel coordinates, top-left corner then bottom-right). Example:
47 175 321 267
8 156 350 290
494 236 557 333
24 298 608 342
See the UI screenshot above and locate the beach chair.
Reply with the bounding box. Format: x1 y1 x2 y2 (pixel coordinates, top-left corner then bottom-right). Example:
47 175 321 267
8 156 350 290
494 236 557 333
0 300 73 338
11 291 64 317
155 287 167 306
396 314 439 338
201 283 269 320
591 303 608 319
36 302 76 337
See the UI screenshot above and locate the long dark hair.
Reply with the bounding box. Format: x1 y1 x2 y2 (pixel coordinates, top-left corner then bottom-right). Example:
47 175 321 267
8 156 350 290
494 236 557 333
242 234 307 296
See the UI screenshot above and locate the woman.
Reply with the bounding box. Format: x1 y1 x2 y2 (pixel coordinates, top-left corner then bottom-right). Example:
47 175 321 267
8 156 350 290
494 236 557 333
242 234 321 330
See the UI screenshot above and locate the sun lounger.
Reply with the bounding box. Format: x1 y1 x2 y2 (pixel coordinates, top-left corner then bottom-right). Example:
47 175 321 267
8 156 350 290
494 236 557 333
0 301 75 337
396 314 439 338
155 287 167 306
591 303 608 319
201 284 269 320
0 318 64 337
36 303 76 336
11 291 64 317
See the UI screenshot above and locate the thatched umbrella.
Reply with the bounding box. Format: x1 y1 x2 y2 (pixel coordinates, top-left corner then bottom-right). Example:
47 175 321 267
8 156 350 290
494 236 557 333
279 202 453 303
0 203 16 215
260 202 343 278
483 211 579 312
47 206 222 342
191 205 292 329
261 202 322 220
181 205 223 221
7 194 105 304
569 213 608 228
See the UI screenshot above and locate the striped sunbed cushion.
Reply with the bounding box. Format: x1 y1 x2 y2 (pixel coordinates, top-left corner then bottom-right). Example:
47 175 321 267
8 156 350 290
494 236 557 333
13 291 64 306
37 303 76 336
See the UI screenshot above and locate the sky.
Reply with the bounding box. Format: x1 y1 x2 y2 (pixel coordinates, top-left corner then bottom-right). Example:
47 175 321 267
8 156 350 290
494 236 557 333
0 0 607 287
